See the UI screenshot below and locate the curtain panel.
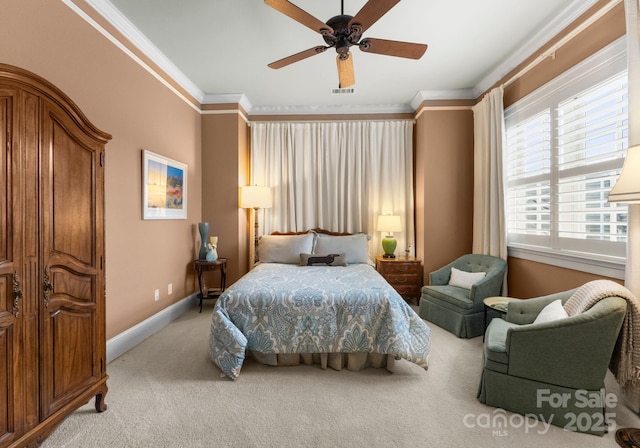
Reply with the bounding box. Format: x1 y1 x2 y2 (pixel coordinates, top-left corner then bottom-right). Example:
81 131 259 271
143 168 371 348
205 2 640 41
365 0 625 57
250 120 415 259
472 86 507 294
472 86 507 260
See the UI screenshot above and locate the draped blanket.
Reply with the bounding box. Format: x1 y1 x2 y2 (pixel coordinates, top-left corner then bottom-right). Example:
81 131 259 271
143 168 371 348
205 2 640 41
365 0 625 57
564 280 640 393
209 263 431 380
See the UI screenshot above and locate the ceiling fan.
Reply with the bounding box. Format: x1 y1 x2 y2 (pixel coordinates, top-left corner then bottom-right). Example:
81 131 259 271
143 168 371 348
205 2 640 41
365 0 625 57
265 0 428 88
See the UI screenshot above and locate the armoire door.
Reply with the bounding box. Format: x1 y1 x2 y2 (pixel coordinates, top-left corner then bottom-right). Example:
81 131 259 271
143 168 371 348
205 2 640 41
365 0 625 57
38 99 106 419
0 88 21 446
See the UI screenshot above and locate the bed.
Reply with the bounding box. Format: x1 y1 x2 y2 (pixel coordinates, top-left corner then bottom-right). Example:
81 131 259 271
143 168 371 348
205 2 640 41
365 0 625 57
209 230 431 380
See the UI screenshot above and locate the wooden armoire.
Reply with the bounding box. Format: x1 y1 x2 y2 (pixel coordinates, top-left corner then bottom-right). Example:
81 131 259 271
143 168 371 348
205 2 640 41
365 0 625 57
0 64 109 447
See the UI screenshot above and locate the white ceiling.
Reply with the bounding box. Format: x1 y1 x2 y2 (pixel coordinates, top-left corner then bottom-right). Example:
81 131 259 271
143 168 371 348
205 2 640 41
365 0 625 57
93 0 597 114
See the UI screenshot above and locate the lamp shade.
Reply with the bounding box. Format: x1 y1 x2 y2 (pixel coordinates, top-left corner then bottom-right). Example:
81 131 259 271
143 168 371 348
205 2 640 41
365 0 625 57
609 145 640 204
377 215 402 233
240 186 272 209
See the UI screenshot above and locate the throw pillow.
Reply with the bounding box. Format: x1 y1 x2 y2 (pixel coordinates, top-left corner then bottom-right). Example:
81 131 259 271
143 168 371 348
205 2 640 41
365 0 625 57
533 299 568 325
448 267 487 289
299 253 347 266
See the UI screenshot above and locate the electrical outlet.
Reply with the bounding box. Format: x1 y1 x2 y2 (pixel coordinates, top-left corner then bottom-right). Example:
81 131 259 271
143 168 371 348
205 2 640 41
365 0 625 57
168 283 173 295
154 289 160 302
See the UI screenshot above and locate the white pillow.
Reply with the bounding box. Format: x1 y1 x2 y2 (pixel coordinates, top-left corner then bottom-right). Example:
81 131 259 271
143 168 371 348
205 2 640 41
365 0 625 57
258 233 315 264
533 299 568 325
314 234 371 264
448 267 486 289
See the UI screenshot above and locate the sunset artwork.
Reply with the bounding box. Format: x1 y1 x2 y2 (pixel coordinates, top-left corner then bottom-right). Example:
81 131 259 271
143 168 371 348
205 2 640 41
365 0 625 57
142 150 187 219
146 159 184 209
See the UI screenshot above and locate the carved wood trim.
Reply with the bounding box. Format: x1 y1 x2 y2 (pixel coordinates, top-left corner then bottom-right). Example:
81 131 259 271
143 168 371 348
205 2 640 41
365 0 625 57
271 228 354 236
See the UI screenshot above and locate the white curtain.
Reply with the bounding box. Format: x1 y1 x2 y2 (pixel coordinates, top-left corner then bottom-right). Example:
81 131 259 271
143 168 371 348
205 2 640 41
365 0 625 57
626 0 640 297
471 86 507 261
250 120 415 259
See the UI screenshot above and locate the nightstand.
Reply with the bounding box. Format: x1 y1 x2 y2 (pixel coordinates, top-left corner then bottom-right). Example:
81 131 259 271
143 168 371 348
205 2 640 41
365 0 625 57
375 255 423 303
193 259 227 312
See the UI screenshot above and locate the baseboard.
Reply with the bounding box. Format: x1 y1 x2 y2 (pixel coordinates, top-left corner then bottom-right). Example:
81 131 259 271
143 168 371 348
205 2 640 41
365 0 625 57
106 293 198 363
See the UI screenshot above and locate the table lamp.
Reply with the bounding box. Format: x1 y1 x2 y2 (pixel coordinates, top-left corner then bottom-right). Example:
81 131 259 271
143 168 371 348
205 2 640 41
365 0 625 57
377 215 401 258
609 143 640 292
609 145 640 204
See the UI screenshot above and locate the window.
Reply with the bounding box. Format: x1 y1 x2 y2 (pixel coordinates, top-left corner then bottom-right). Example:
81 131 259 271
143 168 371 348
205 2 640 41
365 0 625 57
504 38 628 269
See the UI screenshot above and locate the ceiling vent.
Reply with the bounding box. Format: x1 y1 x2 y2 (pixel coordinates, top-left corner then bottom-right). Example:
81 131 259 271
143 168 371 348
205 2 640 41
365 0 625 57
331 87 356 95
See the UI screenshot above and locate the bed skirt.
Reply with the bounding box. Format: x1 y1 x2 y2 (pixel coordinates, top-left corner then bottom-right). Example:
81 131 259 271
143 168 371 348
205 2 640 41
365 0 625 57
248 350 397 373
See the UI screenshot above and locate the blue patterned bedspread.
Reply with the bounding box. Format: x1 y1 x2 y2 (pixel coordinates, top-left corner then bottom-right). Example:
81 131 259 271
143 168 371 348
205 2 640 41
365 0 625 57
209 263 431 379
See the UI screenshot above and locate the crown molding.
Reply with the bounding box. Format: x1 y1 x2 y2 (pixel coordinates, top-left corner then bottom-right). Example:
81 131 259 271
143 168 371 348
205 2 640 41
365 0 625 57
410 90 475 110
83 0 205 103
203 93 253 112
248 103 415 116
472 0 603 97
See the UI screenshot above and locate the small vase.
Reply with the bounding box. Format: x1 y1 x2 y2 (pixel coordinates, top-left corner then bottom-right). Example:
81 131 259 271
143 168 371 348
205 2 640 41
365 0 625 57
198 222 209 260
206 245 218 262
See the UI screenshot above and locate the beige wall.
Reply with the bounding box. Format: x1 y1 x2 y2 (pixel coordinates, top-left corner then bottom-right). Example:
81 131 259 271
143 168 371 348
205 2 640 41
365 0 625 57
0 0 202 338
415 108 475 278
507 258 622 298
201 112 250 285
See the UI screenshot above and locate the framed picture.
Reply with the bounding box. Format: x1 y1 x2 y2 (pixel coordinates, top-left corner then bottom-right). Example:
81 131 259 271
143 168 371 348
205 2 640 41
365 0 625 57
142 149 187 220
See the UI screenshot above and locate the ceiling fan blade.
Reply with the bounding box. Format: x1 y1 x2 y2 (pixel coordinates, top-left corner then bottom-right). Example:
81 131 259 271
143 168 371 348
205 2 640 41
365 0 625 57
348 0 401 34
268 46 328 69
264 0 333 35
336 53 355 88
359 38 428 59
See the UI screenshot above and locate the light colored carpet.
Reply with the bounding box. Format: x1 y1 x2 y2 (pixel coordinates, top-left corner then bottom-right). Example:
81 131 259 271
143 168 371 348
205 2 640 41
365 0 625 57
42 303 640 448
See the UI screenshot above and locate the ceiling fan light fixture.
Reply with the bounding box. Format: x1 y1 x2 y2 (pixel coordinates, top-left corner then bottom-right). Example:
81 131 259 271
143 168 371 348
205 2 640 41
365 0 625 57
337 42 350 59
336 52 355 88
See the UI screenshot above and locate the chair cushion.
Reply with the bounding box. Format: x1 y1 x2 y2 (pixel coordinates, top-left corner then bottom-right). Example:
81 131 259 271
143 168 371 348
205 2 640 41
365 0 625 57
422 285 473 310
484 318 519 366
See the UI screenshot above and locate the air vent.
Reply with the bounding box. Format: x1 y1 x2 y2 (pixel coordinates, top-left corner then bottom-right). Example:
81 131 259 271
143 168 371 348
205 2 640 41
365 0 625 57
331 88 356 95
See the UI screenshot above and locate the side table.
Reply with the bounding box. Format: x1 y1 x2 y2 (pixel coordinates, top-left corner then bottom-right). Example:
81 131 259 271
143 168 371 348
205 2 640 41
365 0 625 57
375 255 423 303
483 296 522 333
194 258 227 312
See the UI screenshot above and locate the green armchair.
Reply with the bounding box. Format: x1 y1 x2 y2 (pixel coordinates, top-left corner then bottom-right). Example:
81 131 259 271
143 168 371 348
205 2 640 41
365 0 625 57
418 254 507 338
477 289 627 435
